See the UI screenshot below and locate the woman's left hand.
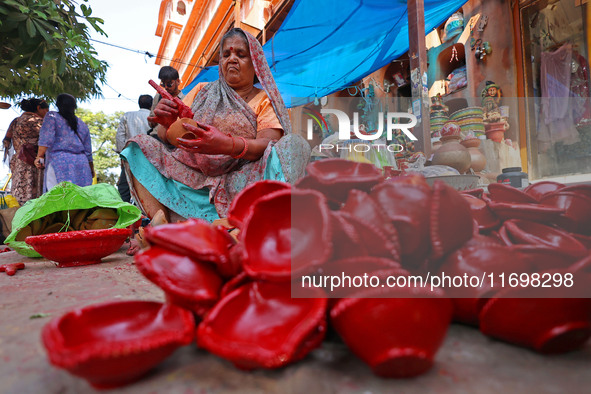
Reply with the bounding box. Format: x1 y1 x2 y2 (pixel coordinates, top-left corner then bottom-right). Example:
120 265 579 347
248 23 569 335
177 121 232 155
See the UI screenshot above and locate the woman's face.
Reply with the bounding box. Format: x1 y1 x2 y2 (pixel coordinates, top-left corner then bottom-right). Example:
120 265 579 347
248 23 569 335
220 36 255 89
37 106 49 118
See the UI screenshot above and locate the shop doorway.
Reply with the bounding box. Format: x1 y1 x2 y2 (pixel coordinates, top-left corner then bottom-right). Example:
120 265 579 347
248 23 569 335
519 0 591 180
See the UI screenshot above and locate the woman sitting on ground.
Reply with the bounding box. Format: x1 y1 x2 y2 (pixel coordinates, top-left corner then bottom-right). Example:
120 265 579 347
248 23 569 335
120 28 310 223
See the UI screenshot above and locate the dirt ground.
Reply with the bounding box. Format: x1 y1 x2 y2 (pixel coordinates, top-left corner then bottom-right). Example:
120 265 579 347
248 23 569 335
1 246 590 394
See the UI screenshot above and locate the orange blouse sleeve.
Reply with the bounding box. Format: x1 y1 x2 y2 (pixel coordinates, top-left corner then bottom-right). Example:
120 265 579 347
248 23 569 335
252 93 283 135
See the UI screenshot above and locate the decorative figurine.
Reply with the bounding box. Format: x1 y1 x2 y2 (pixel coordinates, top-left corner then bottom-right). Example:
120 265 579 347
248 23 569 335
481 81 502 113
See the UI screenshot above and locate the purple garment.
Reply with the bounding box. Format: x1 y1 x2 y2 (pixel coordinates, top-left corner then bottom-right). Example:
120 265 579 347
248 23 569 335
541 44 572 124
539 44 581 148
38 111 93 189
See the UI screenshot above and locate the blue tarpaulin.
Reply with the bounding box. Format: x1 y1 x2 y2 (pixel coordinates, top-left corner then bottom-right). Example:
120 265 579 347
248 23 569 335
183 0 467 107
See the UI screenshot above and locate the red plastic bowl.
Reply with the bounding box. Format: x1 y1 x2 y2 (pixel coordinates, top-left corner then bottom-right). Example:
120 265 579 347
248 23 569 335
25 228 131 267
42 300 195 389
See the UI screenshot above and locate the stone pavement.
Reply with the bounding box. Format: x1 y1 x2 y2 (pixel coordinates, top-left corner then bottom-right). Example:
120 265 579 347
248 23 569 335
0 247 590 394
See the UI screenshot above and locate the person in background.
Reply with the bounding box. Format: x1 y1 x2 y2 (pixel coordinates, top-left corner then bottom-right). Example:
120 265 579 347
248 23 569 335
34 94 94 191
148 66 184 137
9 98 49 205
3 117 18 163
5 98 49 205
115 94 153 202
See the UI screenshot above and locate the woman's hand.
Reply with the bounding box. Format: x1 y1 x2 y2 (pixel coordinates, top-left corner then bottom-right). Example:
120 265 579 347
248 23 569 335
148 99 179 129
34 157 45 169
177 121 233 155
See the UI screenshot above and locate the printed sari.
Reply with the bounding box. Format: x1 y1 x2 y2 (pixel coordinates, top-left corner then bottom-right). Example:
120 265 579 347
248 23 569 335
122 29 310 220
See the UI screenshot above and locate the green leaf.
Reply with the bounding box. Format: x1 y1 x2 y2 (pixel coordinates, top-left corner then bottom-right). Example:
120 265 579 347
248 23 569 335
25 18 36 37
30 313 51 319
33 20 52 41
3 0 22 7
57 55 66 74
31 47 44 65
8 12 28 21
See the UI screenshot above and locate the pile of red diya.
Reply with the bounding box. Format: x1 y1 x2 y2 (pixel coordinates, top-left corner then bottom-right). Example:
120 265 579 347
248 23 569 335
41 159 591 388
448 181 591 353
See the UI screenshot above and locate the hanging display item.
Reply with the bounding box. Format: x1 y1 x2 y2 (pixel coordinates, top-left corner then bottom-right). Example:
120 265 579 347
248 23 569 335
473 39 492 61
442 11 464 43
481 81 503 115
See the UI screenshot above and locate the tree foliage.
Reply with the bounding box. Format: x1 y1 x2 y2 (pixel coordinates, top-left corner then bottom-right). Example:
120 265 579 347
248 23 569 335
77 108 122 185
0 0 108 101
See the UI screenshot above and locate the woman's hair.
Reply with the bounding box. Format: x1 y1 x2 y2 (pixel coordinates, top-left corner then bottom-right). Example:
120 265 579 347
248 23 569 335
219 28 259 84
19 98 48 113
220 28 248 50
56 93 78 133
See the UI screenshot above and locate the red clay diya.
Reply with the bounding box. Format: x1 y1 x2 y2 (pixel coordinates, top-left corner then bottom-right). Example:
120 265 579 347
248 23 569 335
429 180 474 260
241 188 332 281
25 228 131 267
479 289 591 354
438 244 534 326
499 219 588 260
523 181 565 200
487 183 539 204
0 262 25 276
461 194 500 233
513 244 581 272
341 189 398 240
144 218 235 266
227 180 291 228
197 281 327 370
540 190 591 235
42 300 195 389
134 246 223 317
480 255 591 354
369 176 474 269
334 211 400 262
297 158 383 204
370 176 433 264
330 286 452 378
484 198 565 224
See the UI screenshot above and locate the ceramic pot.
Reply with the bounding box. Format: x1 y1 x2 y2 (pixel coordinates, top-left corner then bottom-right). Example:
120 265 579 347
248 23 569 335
166 118 198 147
461 138 486 172
431 135 471 173
440 120 462 138
484 122 505 142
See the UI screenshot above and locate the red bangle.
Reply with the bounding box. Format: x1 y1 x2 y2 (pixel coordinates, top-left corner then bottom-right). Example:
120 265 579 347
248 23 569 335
231 136 248 159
